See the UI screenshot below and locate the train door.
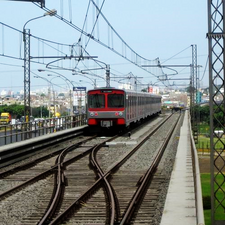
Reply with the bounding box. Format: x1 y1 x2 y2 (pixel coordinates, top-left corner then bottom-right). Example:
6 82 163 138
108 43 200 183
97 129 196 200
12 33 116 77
131 94 134 120
134 95 137 121
125 93 129 124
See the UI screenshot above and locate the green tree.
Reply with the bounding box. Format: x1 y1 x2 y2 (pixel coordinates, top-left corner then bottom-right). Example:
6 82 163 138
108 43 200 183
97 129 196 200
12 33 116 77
10 105 24 118
0 104 24 119
199 105 210 124
32 106 49 118
194 105 225 127
40 93 46 98
0 104 50 119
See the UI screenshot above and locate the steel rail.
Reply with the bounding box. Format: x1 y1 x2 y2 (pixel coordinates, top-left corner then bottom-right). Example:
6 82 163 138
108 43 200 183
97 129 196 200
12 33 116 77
48 135 119 225
0 165 55 200
38 145 69 225
38 141 98 224
48 114 174 225
0 147 67 179
120 114 181 224
91 143 117 225
0 135 95 178
0 129 84 169
89 114 174 224
103 114 173 177
0 143 92 179
0 136 96 200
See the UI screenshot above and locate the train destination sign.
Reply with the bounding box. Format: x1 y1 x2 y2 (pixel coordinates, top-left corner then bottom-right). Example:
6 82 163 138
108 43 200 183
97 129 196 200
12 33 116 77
73 87 86 91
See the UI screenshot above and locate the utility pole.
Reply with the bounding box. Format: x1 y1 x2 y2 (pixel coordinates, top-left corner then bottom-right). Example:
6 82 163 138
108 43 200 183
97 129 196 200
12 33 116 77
191 44 199 144
106 64 110 87
48 85 51 118
23 10 57 138
23 28 31 124
207 1 225 224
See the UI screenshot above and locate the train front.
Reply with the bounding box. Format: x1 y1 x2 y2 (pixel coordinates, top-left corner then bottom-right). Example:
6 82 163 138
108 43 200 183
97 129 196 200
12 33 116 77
87 88 126 128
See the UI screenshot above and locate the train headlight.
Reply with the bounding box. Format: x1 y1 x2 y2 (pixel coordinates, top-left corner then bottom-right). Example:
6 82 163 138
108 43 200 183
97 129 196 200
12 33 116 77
115 112 123 116
90 112 98 116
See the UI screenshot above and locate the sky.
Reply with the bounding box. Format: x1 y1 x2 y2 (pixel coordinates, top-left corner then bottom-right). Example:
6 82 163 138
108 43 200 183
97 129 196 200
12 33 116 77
0 0 209 93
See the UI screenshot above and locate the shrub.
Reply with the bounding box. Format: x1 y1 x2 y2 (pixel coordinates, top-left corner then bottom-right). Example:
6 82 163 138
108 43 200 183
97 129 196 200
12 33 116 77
203 195 211 210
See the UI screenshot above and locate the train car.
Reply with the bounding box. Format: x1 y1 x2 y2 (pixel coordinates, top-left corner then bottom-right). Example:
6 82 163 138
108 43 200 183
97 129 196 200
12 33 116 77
87 87 161 130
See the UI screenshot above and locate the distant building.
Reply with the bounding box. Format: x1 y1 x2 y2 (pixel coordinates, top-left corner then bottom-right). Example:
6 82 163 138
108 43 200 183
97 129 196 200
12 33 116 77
118 83 133 90
58 93 65 99
148 86 160 94
162 92 188 108
0 90 7 97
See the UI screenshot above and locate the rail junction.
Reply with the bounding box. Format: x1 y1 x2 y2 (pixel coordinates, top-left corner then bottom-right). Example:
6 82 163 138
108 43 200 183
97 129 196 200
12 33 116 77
0 110 204 225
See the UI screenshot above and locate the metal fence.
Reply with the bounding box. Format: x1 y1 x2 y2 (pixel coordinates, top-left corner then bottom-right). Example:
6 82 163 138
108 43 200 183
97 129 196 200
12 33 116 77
0 114 87 146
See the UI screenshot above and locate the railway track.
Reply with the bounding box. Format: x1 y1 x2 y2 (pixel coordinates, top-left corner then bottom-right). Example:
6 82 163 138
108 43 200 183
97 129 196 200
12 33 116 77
39 113 181 224
0 128 87 169
0 132 119 224
0 112 183 224
118 113 182 224
0 135 98 198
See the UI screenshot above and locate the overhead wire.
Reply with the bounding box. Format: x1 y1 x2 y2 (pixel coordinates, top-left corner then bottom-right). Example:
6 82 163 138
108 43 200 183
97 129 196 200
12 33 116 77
1 3 205 90
31 71 68 90
70 0 107 75
72 0 92 71
0 21 76 64
84 0 106 49
0 62 23 67
200 55 208 81
33 2 160 78
161 45 192 64
0 4 144 90
0 21 89 71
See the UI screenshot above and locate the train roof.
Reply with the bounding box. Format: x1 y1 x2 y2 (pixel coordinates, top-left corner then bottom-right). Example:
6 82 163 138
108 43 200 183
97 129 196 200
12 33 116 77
87 87 122 92
87 87 161 98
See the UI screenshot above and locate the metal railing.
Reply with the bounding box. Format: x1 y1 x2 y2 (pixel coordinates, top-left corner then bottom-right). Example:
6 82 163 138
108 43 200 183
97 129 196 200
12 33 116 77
189 113 205 225
0 114 87 146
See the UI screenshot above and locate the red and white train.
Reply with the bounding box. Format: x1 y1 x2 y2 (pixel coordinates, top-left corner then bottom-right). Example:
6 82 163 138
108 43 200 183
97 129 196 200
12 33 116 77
87 87 161 129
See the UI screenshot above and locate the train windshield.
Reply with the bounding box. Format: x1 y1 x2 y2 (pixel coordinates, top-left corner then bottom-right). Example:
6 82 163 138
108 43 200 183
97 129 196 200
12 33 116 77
88 94 105 108
108 94 124 108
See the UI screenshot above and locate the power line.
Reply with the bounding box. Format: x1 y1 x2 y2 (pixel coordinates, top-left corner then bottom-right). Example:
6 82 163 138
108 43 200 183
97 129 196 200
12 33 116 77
34 2 162 78
200 55 208 81
161 45 192 64
84 0 106 49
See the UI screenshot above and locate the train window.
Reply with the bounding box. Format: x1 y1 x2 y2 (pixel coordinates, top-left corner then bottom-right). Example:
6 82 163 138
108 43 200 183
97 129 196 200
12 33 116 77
88 94 105 108
108 94 124 107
